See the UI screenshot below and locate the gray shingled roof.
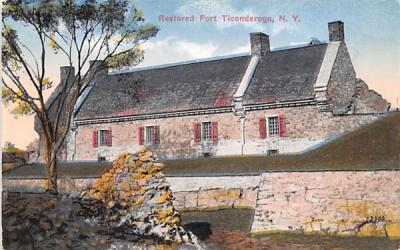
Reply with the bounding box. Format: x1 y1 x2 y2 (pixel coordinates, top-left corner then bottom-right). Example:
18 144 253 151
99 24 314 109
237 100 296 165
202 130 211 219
76 56 250 120
75 44 327 120
243 44 327 104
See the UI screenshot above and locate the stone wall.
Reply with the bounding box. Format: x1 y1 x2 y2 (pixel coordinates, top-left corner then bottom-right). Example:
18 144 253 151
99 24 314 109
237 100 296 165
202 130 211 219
74 112 241 161
2 175 261 211
170 176 260 210
326 43 356 114
244 105 381 154
252 170 400 239
72 105 382 160
354 79 391 114
4 170 399 238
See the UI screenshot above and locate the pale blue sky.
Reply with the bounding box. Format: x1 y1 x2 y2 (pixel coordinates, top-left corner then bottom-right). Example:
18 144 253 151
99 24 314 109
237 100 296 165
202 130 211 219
134 0 399 106
136 0 399 52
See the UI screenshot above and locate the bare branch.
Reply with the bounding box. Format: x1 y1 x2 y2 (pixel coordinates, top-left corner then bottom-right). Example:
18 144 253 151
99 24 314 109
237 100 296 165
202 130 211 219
3 66 38 101
2 79 40 113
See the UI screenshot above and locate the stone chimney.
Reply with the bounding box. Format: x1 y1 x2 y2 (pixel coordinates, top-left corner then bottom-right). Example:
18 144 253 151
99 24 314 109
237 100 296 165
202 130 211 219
250 32 270 56
328 21 344 42
60 66 75 85
88 60 108 79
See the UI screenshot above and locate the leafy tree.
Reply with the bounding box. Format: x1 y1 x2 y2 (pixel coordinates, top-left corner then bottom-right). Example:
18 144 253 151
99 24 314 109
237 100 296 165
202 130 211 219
2 0 158 194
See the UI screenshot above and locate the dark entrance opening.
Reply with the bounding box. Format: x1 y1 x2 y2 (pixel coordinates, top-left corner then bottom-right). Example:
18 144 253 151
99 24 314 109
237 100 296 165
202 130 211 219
203 152 211 158
184 222 212 240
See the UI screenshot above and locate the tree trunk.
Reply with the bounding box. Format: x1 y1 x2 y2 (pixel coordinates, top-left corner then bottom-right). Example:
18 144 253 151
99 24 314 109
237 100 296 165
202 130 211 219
46 159 58 195
44 140 58 195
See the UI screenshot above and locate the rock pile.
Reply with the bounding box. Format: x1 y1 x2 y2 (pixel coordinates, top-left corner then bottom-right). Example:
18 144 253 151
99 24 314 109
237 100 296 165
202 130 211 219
80 147 197 245
2 192 110 249
2 192 198 249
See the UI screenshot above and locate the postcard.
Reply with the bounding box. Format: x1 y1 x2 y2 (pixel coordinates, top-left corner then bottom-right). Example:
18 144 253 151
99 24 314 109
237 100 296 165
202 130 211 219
2 0 399 249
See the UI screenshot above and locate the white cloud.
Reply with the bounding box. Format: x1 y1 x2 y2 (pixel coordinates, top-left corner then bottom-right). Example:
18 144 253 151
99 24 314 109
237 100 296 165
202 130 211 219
139 36 219 66
178 0 267 31
175 39 219 58
229 44 250 54
271 20 299 36
178 0 303 36
138 36 254 69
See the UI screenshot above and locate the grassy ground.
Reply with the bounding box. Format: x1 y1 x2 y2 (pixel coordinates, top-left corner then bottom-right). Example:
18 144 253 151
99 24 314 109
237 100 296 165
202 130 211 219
3 112 400 179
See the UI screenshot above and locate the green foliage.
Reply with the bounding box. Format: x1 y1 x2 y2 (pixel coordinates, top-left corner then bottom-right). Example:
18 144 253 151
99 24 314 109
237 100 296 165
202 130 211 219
2 0 159 73
1 86 16 104
1 24 21 71
2 85 34 117
2 0 158 116
10 100 33 116
41 77 53 89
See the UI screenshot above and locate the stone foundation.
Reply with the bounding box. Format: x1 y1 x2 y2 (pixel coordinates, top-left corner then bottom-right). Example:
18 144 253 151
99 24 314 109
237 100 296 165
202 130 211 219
173 187 258 211
3 170 399 239
2 175 261 211
251 170 400 239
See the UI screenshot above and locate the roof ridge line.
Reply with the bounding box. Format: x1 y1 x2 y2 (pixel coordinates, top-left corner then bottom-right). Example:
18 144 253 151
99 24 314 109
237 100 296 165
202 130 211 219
108 52 250 75
108 42 328 75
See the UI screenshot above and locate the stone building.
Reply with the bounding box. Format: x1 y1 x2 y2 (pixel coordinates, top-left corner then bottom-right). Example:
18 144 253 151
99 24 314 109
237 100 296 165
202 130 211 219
35 21 390 162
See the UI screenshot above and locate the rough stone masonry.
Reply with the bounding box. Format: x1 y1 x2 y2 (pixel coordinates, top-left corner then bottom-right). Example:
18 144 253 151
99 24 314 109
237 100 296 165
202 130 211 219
251 171 400 239
80 148 199 245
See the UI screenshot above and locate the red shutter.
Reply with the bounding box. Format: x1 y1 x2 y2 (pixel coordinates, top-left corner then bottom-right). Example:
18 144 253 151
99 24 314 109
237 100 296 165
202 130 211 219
259 118 266 139
92 130 98 147
106 129 112 146
137 127 144 145
193 123 201 142
211 122 218 142
152 126 160 145
278 115 285 137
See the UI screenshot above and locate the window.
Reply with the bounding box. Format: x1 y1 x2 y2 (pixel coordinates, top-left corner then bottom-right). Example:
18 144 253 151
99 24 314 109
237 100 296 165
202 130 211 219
138 126 160 145
98 130 108 146
92 129 111 147
145 126 154 145
259 115 285 138
268 116 280 136
98 156 106 162
193 122 218 142
201 122 212 141
267 149 279 156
